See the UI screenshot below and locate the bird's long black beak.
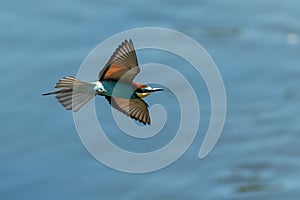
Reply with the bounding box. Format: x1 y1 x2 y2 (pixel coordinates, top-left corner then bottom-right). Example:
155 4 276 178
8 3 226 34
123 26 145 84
151 88 164 92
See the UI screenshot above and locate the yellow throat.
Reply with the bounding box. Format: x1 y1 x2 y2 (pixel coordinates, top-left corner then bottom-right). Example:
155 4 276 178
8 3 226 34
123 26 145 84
136 92 151 98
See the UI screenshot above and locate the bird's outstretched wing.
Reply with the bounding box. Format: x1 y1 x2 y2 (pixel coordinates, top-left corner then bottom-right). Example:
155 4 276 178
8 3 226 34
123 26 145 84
105 96 151 125
98 39 140 83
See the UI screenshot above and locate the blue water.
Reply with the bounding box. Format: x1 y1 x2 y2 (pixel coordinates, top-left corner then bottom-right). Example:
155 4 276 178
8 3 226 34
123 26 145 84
1 0 300 199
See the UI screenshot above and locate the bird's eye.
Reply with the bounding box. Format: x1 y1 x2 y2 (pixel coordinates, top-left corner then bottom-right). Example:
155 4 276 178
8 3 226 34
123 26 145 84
136 88 145 93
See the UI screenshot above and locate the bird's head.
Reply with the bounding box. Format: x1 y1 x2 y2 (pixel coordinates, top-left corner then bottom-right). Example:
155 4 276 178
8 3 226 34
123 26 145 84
134 84 164 98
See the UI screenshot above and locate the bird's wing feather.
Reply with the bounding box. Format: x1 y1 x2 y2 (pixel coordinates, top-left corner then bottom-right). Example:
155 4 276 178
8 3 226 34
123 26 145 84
104 96 150 125
98 39 139 83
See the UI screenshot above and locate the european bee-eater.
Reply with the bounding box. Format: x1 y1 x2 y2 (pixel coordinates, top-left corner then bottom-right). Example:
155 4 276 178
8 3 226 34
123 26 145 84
43 39 163 125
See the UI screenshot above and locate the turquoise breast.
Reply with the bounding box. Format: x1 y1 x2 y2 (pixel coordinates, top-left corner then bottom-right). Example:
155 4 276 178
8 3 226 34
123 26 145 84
102 80 138 99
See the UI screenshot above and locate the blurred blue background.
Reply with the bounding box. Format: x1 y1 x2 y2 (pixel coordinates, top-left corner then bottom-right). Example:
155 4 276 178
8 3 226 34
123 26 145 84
1 0 300 199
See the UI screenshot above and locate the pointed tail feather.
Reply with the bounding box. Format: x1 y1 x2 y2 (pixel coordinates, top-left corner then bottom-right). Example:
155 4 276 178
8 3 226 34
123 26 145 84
43 76 96 112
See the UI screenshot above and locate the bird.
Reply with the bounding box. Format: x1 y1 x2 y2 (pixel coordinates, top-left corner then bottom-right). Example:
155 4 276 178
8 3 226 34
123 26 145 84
43 39 164 125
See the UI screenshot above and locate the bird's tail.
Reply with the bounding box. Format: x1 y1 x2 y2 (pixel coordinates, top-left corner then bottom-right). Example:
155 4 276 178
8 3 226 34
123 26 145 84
43 76 96 112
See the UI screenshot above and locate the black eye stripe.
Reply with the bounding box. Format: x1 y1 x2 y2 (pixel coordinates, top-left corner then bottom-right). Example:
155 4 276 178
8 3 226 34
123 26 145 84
136 88 149 93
